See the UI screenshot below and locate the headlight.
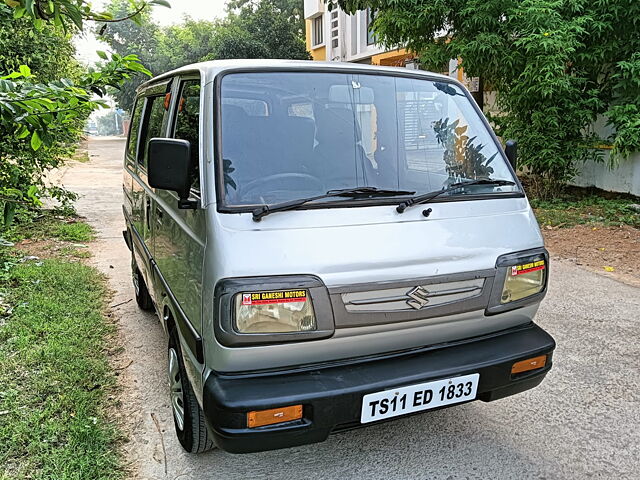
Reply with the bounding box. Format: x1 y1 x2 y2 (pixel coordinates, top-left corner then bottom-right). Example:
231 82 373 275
215 275 336 346
235 290 316 333
501 259 546 303
487 249 549 315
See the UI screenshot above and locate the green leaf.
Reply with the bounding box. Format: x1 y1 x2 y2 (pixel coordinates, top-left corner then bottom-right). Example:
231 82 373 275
19 65 32 77
30 130 42 151
96 50 109 60
151 0 171 7
16 126 30 139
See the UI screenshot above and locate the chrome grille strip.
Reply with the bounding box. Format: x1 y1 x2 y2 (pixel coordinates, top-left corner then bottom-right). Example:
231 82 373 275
345 285 482 306
328 270 496 328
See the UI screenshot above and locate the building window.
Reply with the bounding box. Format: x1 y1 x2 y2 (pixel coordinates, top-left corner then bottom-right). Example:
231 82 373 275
312 15 323 47
331 10 339 49
366 8 376 45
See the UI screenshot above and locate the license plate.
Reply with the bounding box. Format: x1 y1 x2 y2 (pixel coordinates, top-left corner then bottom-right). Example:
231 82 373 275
360 373 480 424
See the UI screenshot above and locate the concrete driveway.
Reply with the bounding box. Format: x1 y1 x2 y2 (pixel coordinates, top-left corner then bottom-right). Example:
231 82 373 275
62 137 640 479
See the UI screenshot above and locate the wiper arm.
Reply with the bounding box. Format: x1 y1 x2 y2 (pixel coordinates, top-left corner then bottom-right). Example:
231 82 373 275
253 187 415 222
327 187 415 197
396 179 516 214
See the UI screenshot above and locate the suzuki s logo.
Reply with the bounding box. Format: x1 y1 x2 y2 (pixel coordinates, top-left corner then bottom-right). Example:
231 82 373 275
406 286 431 310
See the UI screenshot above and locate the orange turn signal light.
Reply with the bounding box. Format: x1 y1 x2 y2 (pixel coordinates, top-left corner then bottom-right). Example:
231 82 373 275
511 355 547 374
247 405 303 428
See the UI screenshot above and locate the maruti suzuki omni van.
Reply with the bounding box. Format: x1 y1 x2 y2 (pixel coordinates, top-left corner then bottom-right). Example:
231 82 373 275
122 59 555 454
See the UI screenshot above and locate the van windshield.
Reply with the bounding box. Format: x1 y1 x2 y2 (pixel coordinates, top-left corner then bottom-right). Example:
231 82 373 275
219 71 518 208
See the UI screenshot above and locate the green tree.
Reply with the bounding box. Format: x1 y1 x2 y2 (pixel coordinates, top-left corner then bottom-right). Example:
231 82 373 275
334 0 640 195
0 1 157 228
227 0 305 35
0 6 79 80
100 0 310 111
3 0 170 30
211 0 310 60
98 0 160 110
156 18 220 71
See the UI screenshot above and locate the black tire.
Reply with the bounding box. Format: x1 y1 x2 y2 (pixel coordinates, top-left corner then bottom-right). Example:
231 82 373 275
168 326 215 454
132 260 153 311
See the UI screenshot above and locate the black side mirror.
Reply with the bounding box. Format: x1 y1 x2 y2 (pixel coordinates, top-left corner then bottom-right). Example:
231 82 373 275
505 139 518 170
148 138 197 209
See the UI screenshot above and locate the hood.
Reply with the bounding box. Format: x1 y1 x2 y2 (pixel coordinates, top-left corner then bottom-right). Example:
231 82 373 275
210 196 543 287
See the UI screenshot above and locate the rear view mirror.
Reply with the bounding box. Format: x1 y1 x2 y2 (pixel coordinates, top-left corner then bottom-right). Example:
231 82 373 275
148 138 197 209
505 140 518 170
329 84 375 104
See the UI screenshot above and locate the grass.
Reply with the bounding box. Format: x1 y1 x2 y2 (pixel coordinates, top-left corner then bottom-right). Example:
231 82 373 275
8 211 95 244
531 195 640 229
0 213 122 480
0 259 122 480
52 222 94 243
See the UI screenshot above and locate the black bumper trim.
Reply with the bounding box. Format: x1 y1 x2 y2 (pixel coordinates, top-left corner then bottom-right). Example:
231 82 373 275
203 323 555 453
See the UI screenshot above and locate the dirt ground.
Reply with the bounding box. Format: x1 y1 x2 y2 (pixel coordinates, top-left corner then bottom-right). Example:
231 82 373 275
543 224 640 287
56 137 172 479
56 137 640 480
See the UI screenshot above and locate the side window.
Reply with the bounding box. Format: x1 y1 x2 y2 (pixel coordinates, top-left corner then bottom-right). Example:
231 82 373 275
173 79 201 192
126 100 144 160
141 94 170 168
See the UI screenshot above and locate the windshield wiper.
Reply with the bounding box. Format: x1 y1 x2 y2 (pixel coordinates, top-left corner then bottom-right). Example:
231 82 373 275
326 187 415 197
253 187 415 222
396 179 516 214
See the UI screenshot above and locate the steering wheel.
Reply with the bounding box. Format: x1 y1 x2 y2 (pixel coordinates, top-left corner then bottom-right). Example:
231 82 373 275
238 173 325 200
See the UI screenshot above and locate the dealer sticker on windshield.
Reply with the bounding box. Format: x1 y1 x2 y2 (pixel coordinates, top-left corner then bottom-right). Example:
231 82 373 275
241 290 307 306
360 373 479 424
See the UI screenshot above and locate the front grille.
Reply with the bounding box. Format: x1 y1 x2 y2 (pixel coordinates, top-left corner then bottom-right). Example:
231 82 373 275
328 269 496 328
341 278 485 313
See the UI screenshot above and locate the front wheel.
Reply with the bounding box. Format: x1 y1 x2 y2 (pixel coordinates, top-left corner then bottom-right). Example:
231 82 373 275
168 327 215 453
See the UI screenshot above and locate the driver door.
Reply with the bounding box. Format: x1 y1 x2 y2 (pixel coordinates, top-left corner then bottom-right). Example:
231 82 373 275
152 76 206 336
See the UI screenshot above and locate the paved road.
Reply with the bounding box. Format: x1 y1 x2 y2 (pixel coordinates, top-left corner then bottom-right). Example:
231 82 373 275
63 137 640 479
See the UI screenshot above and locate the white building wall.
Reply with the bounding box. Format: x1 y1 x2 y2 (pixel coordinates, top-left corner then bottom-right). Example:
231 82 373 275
304 4 386 62
304 0 324 18
570 116 640 196
572 153 640 197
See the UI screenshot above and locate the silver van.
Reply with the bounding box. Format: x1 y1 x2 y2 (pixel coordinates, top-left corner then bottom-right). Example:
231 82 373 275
122 60 555 454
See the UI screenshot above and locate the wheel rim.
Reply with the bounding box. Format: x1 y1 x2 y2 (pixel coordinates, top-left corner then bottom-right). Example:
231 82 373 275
168 347 185 431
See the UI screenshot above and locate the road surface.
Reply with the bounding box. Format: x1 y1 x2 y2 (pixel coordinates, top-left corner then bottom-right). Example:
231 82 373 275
61 137 640 479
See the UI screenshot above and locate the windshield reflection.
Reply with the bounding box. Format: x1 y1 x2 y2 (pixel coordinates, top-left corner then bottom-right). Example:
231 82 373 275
219 72 517 207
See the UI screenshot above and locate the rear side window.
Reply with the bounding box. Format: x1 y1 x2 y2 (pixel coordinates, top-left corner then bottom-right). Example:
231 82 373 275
141 95 170 167
173 80 201 192
127 100 144 160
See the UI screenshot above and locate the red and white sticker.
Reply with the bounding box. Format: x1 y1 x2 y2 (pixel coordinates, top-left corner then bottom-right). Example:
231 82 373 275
511 260 545 276
241 290 307 306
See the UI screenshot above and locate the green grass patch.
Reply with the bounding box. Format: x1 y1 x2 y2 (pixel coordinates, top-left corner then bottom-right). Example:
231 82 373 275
0 259 123 480
531 195 640 229
51 222 94 243
8 211 94 244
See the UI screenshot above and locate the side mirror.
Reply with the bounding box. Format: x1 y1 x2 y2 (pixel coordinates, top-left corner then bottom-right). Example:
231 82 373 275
505 140 518 170
148 138 197 209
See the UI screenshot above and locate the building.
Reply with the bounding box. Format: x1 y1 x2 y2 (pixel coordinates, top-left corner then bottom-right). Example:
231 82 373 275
303 1 483 107
303 0 417 67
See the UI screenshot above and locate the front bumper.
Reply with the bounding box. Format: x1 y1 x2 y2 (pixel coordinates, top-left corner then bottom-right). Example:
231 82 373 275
203 322 555 453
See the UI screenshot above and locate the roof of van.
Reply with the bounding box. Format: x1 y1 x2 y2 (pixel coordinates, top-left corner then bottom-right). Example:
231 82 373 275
137 59 453 92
